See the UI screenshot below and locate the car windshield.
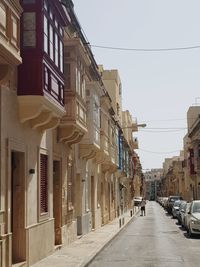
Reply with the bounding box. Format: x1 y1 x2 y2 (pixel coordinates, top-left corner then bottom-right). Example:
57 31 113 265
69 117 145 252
181 203 186 210
192 202 200 213
174 201 180 207
170 197 179 202
180 201 186 207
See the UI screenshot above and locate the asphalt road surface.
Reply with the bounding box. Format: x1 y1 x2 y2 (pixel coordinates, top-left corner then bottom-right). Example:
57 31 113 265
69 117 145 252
89 201 200 267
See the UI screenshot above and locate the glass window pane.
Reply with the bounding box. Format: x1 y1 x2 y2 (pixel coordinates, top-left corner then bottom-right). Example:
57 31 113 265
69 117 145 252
55 33 58 66
49 25 53 60
44 0 47 10
59 41 63 72
44 16 48 35
11 16 17 44
44 35 48 53
0 3 6 30
50 10 53 20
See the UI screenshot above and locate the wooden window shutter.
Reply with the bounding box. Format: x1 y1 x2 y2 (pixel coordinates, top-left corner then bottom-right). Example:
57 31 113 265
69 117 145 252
40 154 48 213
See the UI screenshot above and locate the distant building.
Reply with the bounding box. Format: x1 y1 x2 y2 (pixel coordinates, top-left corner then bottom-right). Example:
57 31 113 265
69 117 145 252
145 169 163 200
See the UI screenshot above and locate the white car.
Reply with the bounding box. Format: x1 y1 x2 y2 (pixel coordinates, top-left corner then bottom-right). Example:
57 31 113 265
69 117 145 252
172 200 181 218
187 200 200 237
181 202 191 228
133 196 143 206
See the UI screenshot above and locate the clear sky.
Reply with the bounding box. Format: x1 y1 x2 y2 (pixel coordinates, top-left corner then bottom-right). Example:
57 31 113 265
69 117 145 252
72 0 200 170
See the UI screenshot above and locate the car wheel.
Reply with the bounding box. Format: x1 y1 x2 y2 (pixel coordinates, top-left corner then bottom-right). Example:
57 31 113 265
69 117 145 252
188 227 193 238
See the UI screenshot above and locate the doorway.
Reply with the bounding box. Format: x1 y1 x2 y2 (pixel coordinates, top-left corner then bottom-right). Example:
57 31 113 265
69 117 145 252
11 151 26 264
53 160 62 245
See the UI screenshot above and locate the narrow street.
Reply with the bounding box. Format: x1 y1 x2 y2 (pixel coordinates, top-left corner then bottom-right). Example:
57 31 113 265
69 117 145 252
89 202 200 267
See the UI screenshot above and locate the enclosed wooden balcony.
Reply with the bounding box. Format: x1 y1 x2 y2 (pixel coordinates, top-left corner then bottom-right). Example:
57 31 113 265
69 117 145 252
0 0 22 83
58 92 87 144
79 120 100 160
101 140 118 173
95 130 109 163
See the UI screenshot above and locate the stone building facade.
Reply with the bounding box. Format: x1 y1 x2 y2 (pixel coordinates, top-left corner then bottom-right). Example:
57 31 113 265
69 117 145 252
0 0 143 266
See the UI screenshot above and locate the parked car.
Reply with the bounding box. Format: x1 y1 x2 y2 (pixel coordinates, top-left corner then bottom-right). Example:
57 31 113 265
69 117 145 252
186 200 200 237
166 196 182 214
181 202 191 228
172 200 181 218
177 201 187 224
133 196 143 206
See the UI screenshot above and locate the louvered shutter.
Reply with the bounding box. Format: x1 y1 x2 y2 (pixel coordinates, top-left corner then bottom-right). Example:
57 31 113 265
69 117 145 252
40 154 48 213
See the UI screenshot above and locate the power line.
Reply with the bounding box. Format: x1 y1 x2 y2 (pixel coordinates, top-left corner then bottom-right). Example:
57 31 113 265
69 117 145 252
139 127 187 132
139 148 181 154
140 129 186 133
139 117 200 123
90 44 200 52
140 118 187 122
142 127 187 130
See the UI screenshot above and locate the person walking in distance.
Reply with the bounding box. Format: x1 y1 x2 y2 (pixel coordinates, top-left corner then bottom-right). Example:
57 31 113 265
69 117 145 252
140 198 146 216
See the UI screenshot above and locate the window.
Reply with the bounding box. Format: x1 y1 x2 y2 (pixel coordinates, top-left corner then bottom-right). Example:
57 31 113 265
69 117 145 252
51 75 59 95
40 154 48 214
43 64 64 104
55 33 59 66
44 0 48 10
81 74 86 99
93 102 100 127
23 12 36 47
44 67 49 90
49 25 54 60
44 15 48 53
43 8 64 73
76 66 81 94
59 41 63 72
0 3 6 33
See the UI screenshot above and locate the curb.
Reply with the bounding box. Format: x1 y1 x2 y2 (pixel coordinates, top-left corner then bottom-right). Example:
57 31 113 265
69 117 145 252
82 208 140 267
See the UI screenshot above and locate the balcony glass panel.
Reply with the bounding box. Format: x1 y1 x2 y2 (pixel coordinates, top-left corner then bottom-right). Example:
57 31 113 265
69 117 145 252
59 41 63 72
23 12 36 47
55 33 58 66
49 25 54 60
51 76 59 95
44 16 48 53
94 125 100 146
44 0 47 10
76 67 81 95
0 3 6 32
11 15 18 46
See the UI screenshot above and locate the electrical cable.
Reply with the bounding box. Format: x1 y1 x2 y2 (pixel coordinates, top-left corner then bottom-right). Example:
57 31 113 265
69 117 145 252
139 148 181 154
138 117 200 123
139 129 186 133
90 44 200 52
144 127 187 130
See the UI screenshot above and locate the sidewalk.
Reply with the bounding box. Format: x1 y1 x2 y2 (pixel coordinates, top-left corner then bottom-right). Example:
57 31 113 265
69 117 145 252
32 208 140 267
